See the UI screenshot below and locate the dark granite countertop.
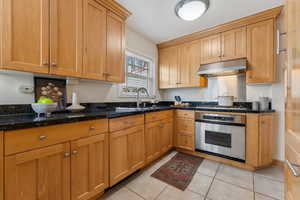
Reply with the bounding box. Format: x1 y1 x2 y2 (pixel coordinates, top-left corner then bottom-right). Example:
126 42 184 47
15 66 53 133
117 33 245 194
0 105 275 131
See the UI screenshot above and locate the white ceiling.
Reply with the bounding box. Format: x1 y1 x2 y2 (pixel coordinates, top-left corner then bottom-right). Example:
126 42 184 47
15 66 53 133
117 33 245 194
116 0 284 44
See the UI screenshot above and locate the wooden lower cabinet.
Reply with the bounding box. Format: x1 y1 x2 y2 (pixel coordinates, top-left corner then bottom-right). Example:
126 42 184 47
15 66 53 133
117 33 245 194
109 125 145 186
145 121 161 164
5 143 71 200
176 133 194 151
175 110 195 152
160 119 174 153
246 113 274 167
145 119 174 164
71 134 108 200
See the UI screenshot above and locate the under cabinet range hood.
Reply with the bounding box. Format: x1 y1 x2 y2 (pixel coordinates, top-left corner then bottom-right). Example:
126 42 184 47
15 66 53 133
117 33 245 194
197 59 247 77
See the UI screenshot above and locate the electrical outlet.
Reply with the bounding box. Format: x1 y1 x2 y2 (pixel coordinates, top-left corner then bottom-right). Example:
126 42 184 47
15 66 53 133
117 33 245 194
19 85 34 94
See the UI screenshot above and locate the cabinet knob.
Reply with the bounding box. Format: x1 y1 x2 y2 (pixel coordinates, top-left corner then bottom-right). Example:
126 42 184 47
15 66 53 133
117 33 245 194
103 72 111 76
39 135 47 140
42 61 49 65
90 126 96 130
64 152 70 158
72 150 78 155
51 62 58 67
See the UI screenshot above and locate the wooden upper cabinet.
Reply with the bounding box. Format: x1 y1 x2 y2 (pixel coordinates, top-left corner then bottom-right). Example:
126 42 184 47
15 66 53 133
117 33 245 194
83 0 107 80
5 143 70 200
178 40 202 88
159 46 179 89
49 0 83 77
2 0 50 74
221 27 246 61
247 19 276 83
71 134 108 200
106 11 125 83
200 34 221 64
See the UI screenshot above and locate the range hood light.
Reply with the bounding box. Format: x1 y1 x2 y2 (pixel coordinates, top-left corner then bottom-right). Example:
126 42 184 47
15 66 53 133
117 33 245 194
175 0 210 21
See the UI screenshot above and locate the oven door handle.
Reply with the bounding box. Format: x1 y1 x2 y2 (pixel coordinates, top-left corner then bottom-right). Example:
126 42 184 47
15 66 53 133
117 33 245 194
195 119 245 127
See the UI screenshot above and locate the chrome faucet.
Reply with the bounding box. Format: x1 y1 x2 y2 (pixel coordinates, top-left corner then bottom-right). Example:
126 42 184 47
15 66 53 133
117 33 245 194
136 87 149 108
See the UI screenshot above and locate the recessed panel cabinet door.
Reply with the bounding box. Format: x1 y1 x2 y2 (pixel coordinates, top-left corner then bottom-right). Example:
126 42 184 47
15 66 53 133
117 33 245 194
221 27 246 61
160 119 174 153
71 134 108 200
49 0 83 77
106 11 125 83
158 46 179 89
128 125 145 171
247 19 276 83
200 34 221 65
5 143 70 200
145 121 161 164
83 0 107 80
3 0 50 73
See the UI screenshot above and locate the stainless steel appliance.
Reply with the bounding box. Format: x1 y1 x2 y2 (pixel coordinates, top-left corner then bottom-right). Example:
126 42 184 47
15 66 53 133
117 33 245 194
195 112 246 161
197 58 247 77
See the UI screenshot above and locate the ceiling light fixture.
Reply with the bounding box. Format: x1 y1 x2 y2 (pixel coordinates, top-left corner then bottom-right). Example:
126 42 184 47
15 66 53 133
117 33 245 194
175 0 209 21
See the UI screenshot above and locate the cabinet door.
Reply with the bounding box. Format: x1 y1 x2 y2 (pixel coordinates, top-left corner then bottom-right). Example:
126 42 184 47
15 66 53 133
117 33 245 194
247 19 276 83
127 125 145 171
200 34 221 64
71 134 108 200
3 0 49 73
145 121 161 164
49 0 83 77
110 129 129 186
176 133 194 151
110 125 145 186
83 0 107 80
258 114 273 166
178 40 202 88
5 143 70 200
106 11 125 83
160 119 174 153
221 27 246 61
159 46 179 89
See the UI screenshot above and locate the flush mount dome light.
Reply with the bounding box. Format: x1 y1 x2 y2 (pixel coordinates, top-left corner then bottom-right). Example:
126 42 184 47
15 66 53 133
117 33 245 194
175 0 209 21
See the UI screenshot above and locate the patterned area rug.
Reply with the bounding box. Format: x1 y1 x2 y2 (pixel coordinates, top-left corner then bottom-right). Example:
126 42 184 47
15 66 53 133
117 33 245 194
151 153 203 190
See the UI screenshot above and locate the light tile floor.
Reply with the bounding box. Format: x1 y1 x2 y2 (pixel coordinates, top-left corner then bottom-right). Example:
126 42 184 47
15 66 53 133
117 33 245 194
100 151 284 200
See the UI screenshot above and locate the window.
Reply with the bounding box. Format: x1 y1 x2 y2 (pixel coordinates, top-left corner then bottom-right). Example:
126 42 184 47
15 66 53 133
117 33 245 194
119 50 155 98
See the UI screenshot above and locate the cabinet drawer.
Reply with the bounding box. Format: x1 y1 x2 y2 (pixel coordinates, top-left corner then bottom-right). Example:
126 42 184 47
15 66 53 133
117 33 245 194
109 114 144 132
176 134 194 151
175 110 195 119
145 110 173 123
88 119 108 135
176 119 195 135
5 121 91 155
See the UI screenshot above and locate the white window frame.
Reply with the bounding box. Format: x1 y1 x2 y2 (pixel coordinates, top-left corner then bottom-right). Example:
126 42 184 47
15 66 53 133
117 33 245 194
118 49 156 98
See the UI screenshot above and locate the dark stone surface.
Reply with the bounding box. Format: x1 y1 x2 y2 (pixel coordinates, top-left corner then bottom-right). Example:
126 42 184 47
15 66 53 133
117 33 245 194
0 101 275 131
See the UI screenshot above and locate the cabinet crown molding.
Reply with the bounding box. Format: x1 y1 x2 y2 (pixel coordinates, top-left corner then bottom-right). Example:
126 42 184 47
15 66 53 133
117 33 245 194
158 6 283 49
96 0 132 20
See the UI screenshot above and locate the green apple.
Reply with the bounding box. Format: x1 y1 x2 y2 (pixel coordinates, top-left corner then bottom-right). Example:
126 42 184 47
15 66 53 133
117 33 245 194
37 98 54 103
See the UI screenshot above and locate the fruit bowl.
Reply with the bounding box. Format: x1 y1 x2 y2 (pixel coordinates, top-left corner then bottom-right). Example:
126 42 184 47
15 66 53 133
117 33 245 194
31 103 58 117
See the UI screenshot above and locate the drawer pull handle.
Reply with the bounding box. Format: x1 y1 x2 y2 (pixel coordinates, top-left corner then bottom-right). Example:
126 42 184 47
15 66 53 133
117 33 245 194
72 150 78 155
286 160 300 177
90 126 96 130
39 135 47 140
64 153 70 158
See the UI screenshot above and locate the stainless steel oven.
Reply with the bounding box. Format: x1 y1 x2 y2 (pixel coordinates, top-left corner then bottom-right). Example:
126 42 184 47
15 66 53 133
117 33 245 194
195 113 246 161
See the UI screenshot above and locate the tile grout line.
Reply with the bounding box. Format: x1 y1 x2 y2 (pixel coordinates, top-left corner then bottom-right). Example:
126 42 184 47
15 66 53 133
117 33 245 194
203 162 221 200
255 191 282 200
153 185 168 200
125 186 147 200
253 170 255 200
